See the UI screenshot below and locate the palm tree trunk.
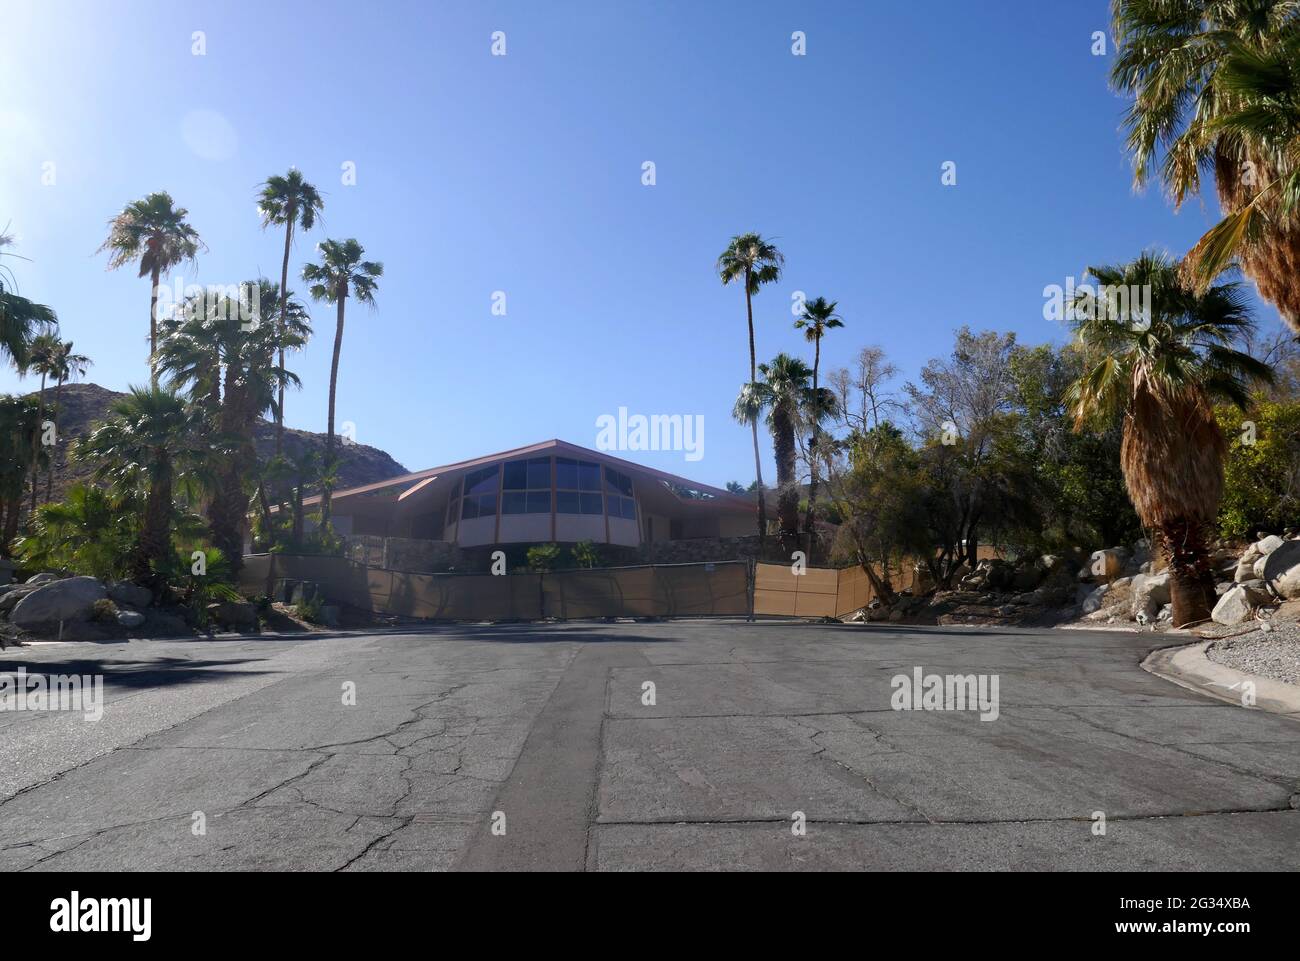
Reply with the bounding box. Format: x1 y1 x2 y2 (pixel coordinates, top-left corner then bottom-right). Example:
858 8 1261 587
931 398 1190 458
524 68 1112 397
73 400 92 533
276 217 294 456
744 272 768 549
149 263 161 388
2 497 19 556
773 407 799 549
29 372 46 515
134 455 172 586
1161 520 1214 627
321 292 346 530
45 373 64 504
803 335 821 560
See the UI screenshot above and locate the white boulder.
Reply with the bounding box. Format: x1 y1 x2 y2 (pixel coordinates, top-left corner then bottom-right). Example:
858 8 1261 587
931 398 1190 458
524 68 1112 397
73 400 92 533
1211 584 1270 626
1255 534 1285 556
1130 571 1171 621
1262 539 1300 600
10 577 107 631
1081 583 1111 614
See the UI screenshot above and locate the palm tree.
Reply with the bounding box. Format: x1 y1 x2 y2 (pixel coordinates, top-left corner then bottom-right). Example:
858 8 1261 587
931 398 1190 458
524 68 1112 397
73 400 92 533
1185 27 1300 289
45 340 91 504
158 280 308 566
97 192 203 384
20 331 61 513
717 233 784 546
258 169 324 454
0 230 56 368
1065 252 1273 627
302 239 382 530
1111 0 1300 330
733 353 839 550
0 394 41 555
17 484 139 580
794 296 844 554
76 387 210 586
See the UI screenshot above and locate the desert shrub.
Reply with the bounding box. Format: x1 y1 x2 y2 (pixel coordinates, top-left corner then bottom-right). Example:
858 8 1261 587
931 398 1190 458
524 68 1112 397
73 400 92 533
92 598 119 623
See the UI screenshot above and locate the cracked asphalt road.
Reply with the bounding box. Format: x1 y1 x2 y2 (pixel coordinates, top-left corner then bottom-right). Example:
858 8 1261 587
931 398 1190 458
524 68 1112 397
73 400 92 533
1 621 1297 871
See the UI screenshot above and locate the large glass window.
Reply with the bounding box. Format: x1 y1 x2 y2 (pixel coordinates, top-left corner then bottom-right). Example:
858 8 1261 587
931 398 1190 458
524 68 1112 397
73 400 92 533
460 465 499 519
557 491 604 515
557 457 601 492
608 494 637 519
604 467 634 497
556 456 603 514
503 457 551 491
464 465 499 496
501 457 551 514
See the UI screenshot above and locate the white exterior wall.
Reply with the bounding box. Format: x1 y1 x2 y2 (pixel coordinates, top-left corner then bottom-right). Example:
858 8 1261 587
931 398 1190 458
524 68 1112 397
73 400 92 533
498 514 553 543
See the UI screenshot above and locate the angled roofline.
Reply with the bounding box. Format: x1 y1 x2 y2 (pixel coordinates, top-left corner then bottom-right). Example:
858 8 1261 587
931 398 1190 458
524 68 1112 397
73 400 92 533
300 439 756 512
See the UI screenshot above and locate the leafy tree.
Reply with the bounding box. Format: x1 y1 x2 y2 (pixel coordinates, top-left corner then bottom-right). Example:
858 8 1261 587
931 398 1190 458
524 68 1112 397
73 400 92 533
1216 401 1300 537
903 328 1028 577
827 424 932 604
526 543 564 572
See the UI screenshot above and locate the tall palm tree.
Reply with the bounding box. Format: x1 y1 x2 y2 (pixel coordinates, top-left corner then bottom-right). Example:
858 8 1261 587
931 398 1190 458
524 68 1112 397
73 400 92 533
1065 252 1273 627
45 339 92 504
1111 0 1300 330
97 192 203 384
717 233 784 546
0 231 56 368
258 169 324 454
1185 27 1300 288
159 280 308 566
733 353 838 549
794 296 844 553
21 331 61 513
76 387 210 586
302 239 382 530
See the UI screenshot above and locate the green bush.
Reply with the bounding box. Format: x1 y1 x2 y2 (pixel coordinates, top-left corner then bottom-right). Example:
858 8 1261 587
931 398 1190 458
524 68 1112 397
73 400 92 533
526 543 564 572
1217 402 1300 538
15 485 138 580
570 541 598 569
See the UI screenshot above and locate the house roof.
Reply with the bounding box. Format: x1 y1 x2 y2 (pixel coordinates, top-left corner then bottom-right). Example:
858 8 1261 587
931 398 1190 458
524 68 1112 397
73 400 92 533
300 439 756 512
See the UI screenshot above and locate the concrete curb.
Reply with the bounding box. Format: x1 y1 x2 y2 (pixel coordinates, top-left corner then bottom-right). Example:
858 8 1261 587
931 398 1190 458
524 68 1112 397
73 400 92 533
1142 640 1300 722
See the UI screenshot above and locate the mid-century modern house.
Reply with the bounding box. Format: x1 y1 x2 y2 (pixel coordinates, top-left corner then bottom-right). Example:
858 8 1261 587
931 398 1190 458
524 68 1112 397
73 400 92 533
306 439 756 552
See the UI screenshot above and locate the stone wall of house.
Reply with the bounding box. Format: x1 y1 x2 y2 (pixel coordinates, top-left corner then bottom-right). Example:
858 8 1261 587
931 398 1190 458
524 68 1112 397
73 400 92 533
342 535 468 573
636 536 767 565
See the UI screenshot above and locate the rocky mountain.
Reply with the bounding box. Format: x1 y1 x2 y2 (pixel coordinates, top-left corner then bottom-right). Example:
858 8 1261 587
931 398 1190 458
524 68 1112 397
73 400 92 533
27 383 410 506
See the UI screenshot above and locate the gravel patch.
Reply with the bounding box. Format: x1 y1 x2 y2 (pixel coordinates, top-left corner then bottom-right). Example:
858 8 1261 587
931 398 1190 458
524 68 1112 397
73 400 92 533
1206 620 1300 686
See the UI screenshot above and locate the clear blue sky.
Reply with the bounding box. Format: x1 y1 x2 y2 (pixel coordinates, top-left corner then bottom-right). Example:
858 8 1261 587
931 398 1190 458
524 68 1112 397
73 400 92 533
0 0 1281 487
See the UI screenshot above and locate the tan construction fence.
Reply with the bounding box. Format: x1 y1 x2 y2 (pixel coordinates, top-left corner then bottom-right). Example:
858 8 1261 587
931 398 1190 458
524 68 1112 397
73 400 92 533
751 561 904 619
241 554 750 621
